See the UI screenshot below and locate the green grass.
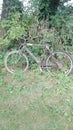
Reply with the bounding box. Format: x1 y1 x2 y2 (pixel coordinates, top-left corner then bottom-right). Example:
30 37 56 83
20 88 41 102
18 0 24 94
0 52 73 130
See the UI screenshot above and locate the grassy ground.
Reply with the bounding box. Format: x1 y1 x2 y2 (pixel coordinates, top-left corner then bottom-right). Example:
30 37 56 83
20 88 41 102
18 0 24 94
0 52 73 130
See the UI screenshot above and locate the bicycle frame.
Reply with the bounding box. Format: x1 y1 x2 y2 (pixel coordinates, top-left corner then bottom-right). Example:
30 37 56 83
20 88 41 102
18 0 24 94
21 43 51 66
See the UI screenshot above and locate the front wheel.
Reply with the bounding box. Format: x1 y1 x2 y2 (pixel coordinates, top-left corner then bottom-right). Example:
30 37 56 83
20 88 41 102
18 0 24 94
46 51 73 76
4 50 29 74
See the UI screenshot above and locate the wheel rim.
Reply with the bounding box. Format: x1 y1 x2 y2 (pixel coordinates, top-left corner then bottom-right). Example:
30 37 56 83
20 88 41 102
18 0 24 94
46 51 73 76
5 51 28 73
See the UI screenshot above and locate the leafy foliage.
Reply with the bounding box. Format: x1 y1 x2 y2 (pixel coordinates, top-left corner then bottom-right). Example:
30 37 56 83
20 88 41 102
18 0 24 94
38 0 60 21
0 12 37 49
0 0 73 53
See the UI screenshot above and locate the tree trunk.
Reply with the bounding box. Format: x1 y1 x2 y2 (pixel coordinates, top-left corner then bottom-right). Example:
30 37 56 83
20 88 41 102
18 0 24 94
1 0 9 20
1 0 23 20
0 0 23 37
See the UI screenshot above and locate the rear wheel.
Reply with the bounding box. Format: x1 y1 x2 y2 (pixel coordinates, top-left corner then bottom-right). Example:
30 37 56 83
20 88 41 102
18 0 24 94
46 51 73 76
4 50 29 74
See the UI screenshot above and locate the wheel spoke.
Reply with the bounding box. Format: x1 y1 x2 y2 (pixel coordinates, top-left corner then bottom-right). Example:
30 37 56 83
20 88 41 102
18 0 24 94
4 51 29 74
46 51 73 76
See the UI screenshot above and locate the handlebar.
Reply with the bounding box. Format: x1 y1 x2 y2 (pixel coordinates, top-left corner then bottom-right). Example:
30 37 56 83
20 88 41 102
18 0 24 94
19 34 51 46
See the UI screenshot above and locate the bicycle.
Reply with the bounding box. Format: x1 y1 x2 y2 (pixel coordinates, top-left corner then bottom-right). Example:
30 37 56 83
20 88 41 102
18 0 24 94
4 35 73 76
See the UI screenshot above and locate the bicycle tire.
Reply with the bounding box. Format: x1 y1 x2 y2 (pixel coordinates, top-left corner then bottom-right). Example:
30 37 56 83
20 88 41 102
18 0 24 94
46 50 73 76
4 50 29 74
